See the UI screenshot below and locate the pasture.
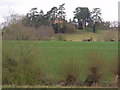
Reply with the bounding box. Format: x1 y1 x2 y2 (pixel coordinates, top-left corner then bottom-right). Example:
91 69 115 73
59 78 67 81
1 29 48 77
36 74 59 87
3 41 118 86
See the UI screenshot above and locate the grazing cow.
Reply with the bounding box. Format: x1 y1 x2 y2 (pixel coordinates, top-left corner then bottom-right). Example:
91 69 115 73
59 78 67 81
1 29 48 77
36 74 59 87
110 39 114 42
82 37 93 41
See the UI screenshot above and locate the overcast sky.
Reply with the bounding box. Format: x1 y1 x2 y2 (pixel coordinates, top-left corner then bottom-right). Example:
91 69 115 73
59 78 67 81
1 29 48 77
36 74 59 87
0 0 119 23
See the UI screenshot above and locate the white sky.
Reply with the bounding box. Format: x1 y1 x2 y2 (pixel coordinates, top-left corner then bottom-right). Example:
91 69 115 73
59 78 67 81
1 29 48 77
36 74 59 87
0 0 119 23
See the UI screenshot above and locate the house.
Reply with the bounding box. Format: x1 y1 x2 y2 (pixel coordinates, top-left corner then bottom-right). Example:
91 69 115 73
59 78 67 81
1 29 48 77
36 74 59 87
52 19 63 24
52 19 63 28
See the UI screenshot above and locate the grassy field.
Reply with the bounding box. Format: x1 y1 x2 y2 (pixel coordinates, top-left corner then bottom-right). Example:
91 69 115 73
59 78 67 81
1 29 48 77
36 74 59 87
3 41 118 84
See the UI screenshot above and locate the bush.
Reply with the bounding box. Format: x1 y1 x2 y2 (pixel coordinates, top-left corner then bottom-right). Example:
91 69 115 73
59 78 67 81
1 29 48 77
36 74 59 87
2 43 45 85
58 57 81 86
108 56 118 87
64 23 76 34
84 51 106 86
2 23 54 40
55 35 66 41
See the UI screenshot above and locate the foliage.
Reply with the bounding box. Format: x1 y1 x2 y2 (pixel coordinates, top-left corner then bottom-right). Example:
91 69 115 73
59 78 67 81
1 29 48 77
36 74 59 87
22 8 50 28
57 3 66 20
46 3 66 21
50 4 66 33
73 7 104 32
74 7 91 29
52 23 60 33
91 8 102 33
22 4 67 33
52 19 67 33
46 7 58 21
91 8 102 23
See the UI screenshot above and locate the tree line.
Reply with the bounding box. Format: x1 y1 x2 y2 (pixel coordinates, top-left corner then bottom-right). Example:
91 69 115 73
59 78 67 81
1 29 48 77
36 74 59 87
21 3 112 33
2 3 115 40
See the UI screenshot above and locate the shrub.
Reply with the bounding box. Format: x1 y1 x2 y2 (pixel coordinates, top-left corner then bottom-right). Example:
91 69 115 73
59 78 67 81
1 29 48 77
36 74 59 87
55 35 66 41
2 23 54 40
108 56 118 87
2 43 45 85
64 23 76 34
110 57 118 76
58 57 81 86
84 51 106 86
54 34 66 41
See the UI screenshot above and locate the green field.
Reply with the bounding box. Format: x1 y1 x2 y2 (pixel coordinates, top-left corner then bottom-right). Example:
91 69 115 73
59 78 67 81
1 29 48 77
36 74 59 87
3 41 118 84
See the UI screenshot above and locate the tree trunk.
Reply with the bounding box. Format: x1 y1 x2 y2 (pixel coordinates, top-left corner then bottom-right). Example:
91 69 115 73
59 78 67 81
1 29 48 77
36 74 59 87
93 22 96 33
82 20 86 30
78 19 83 30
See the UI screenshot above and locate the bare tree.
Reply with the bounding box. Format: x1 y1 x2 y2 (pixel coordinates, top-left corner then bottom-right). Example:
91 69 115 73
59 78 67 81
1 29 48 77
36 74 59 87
2 9 23 28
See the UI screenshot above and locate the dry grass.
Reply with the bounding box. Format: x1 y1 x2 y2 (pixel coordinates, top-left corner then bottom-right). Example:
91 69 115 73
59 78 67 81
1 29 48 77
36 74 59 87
84 51 106 86
97 30 118 41
108 56 118 87
65 32 98 41
58 56 81 86
2 85 117 88
59 30 118 41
